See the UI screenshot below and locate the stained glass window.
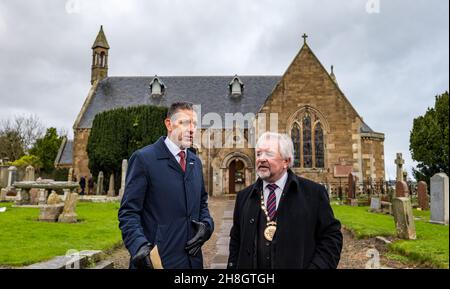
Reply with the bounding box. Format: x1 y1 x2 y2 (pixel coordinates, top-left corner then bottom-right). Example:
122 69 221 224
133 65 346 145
314 123 324 168
291 123 300 167
303 115 312 168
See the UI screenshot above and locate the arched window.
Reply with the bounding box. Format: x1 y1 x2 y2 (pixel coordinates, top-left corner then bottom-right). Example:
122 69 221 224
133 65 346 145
314 122 324 168
303 115 312 168
100 52 106 67
291 123 300 167
289 108 327 169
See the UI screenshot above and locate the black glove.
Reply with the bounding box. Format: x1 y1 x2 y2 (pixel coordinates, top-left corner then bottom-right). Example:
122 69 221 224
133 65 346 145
131 243 154 269
185 220 211 256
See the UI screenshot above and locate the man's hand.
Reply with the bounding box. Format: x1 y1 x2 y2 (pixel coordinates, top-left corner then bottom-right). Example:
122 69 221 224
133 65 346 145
185 220 211 256
131 243 154 269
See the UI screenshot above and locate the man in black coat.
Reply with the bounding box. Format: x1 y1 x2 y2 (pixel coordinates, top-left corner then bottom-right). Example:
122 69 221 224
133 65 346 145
228 132 342 269
79 176 86 195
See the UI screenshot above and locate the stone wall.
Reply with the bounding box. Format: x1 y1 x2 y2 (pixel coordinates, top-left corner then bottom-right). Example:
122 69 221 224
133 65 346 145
73 128 91 181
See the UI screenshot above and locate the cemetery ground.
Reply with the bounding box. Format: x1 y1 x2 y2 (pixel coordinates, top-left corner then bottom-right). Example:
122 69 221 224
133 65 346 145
0 197 448 269
0 202 121 266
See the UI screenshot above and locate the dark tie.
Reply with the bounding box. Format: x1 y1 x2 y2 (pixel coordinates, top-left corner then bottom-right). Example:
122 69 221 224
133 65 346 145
178 151 186 172
266 183 278 220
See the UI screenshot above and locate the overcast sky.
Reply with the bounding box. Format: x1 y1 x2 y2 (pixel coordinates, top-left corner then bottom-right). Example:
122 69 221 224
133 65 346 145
0 0 448 180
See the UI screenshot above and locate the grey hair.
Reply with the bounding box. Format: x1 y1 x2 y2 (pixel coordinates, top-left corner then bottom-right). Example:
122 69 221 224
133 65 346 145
256 132 294 168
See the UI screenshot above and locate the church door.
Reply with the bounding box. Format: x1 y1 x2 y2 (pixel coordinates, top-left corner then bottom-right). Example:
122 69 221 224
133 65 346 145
229 160 245 194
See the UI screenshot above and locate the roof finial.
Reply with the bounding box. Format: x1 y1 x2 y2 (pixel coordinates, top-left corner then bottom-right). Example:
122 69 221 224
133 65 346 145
330 65 338 85
302 33 308 44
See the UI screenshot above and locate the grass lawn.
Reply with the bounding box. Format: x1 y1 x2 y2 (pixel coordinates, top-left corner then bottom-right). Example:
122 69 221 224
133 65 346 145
332 204 449 268
0 202 122 267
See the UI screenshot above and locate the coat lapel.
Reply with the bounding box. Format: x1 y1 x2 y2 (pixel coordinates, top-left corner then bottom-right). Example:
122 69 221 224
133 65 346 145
272 170 307 266
156 137 184 175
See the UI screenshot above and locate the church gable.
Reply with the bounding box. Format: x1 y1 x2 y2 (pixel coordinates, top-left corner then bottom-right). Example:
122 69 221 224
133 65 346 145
259 39 364 132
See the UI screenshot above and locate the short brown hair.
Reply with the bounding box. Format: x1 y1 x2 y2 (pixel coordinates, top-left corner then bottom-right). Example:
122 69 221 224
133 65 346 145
167 102 194 119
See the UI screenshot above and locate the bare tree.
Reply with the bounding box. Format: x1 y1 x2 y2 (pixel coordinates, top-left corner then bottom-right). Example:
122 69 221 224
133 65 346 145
0 114 45 160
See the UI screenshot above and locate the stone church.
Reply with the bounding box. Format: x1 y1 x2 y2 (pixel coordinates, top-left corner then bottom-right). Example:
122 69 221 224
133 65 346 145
55 26 385 196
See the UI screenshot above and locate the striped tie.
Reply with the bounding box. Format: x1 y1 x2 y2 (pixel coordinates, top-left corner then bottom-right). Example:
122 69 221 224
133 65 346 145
266 183 278 220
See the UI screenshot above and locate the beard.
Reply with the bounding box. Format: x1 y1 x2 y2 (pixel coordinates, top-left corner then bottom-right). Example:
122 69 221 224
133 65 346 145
256 167 271 180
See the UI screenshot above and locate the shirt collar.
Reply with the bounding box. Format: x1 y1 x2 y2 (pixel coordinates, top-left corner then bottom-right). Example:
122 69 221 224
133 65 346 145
263 170 288 191
164 136 187 158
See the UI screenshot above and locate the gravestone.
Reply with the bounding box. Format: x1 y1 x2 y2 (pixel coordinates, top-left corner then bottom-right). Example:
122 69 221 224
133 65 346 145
0 188 7 202
430 173 449 225
107 174 115 197
7 166 17 190
392 197 416 239
347 173 357 203
417 181 429 210
395 181 409 198
370 197 381 212
29 189 40 205
119 159 128 198
96 171 104 195
25 165 35 182
394 153 405 182
68 168 74 182
15 188 31 205
39 204 64 222
47 191 62 205
58 193 78 223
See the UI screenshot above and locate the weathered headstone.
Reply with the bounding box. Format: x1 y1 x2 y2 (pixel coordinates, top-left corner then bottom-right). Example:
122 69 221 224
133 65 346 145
29 189 40 205
430 173 449 225
15 188 31 205
7 166 17 189
107 174 115 197
96 171 104 195
68 168 74 182
39 204 64 222
119 159 128 198
0 188 7 202
347 173 357 199
58 193 78 223
25 165 35 182
370 197 381 212
417 181 429 210
47 191 62 205
395 181 409 198
392 197 416 239
394 153 405 182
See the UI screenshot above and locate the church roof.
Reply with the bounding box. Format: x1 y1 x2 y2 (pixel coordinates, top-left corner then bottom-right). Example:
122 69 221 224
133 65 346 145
54 137 73 167
77 75 281 129
92 26 110 49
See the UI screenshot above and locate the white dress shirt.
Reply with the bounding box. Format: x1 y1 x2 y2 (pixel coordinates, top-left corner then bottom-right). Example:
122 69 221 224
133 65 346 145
164 136 187 163
262 171 288 210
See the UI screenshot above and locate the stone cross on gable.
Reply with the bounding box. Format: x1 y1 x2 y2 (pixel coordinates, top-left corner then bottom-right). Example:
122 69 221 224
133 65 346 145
302 33 308 44
395 153 405 182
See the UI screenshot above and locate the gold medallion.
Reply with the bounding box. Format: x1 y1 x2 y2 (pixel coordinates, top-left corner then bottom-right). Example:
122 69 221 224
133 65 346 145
263 221 277 241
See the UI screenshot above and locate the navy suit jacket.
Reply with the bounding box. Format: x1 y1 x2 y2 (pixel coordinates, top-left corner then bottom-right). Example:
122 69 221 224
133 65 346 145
118 136 214 269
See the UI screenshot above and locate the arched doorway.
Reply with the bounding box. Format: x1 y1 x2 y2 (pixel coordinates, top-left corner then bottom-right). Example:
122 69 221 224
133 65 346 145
229 159 246 194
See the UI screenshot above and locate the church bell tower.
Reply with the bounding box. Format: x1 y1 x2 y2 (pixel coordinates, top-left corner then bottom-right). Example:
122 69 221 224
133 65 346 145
91 25 110 85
